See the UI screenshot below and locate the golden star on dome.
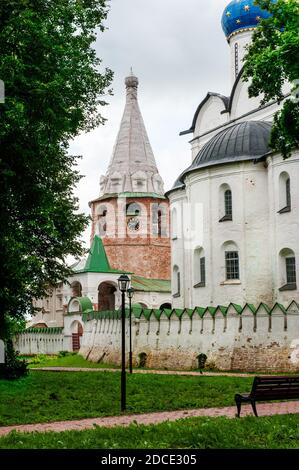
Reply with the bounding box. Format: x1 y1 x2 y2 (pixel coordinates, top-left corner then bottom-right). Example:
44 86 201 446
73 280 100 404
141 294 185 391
236 19 241 24
226 10 231 17
244 5 250 11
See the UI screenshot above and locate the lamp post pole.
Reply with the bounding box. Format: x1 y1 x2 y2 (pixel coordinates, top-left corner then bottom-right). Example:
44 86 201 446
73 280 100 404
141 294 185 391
118 274 130 412
127 287 135 374
121 288 126 411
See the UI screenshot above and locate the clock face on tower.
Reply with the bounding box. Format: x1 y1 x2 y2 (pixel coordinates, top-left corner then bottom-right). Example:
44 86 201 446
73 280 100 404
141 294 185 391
127 217 140 232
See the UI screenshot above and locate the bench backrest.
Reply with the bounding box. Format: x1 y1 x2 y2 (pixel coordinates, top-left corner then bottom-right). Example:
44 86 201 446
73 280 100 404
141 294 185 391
252 376 299 400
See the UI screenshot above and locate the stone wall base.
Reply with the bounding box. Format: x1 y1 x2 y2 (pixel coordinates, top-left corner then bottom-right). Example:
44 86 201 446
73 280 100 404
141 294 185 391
79 345 299 373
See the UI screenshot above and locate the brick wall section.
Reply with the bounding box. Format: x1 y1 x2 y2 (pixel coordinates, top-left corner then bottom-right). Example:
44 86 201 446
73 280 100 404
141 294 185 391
90 196 171 280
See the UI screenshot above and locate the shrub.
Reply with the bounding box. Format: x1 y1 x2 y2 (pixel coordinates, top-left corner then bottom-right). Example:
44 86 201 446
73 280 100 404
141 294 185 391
0 341 28 380
58 351 77 358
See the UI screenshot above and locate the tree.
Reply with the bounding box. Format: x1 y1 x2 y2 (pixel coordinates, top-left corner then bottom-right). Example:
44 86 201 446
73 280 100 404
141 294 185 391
0 1 113 343
243 0 299 157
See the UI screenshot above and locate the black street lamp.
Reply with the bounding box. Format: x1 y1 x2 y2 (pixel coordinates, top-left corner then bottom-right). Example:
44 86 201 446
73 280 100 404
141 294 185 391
127 287 135 374
117 274 130 412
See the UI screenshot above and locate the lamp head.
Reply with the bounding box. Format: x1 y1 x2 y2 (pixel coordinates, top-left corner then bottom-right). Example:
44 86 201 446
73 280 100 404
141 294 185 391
127 287 135 299
118 274 130 293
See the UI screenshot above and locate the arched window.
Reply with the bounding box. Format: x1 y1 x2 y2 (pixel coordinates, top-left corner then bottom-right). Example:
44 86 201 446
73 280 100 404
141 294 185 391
278 172 291 213
286 178 291 208
126 202 141 216
225 251 239 280
219 184 233 222
157 210 162 237
224 190 232 218
222 241 240 281
173 265 180 297
152 203 168 237
71 281 82 297
279 248 297 291
126 202 142 233
194 247 206 287
98 282 116 311
97 205 107 236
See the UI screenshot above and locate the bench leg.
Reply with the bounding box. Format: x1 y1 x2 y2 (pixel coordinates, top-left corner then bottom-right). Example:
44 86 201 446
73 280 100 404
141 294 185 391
235 396 242 418
251 400 258 417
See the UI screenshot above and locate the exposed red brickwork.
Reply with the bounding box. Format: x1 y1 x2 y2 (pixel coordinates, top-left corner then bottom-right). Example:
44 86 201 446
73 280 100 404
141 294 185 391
90 196 171 280
230 346 299 373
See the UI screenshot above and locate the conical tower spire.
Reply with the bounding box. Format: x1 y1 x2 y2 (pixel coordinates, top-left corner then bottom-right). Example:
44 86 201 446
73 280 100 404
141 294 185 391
100 72 164 196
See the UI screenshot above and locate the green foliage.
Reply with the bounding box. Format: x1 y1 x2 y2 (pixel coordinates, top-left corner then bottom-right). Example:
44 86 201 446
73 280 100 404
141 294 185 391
58 351 71 358
0 371 252 426
0 316 27 380
1 414 299 449
0 341 28 380
0 1 113 334
243 0 299 157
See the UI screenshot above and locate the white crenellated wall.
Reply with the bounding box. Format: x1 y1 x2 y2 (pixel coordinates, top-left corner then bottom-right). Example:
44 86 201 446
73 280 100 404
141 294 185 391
79 302 299 372
14 331 68 355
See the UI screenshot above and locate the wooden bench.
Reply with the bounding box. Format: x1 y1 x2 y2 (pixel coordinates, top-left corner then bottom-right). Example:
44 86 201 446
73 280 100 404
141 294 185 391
235 375 299 417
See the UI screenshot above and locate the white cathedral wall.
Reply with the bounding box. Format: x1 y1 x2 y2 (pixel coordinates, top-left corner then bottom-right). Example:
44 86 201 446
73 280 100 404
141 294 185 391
170 160 273 308
133 291 172 309
230 77 264 120
192 97 229 160
170 189 188 309
267 151 299 304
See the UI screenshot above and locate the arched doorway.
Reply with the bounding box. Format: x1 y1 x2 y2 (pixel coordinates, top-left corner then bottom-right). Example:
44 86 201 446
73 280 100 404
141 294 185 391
70 320 83 352
98 282 116 311
160 303 172 310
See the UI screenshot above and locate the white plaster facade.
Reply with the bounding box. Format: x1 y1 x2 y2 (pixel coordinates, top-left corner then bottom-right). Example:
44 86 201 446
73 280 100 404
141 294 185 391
169 4 298 311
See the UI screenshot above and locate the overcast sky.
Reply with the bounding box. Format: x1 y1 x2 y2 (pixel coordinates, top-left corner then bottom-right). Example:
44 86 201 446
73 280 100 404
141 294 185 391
70 0 230 247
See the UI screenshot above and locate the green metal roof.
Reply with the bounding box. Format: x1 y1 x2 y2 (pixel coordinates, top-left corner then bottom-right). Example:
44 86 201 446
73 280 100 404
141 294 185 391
67 296 93 314
131 275 171 293
81 301 297 323
74 235 125 274
228 303 243 314
25 327 64 334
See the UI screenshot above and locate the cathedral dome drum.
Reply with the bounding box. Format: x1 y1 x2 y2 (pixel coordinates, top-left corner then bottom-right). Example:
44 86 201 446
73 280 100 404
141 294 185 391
221 0 274 40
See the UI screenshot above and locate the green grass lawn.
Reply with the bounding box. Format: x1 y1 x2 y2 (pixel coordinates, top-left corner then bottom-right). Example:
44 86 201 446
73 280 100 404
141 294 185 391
1 414 299 449
25 353 119 369
0 371 253 426
24 353 298 376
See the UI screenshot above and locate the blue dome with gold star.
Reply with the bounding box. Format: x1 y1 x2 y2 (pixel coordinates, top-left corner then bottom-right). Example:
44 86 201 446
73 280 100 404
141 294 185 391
222 0 274 40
